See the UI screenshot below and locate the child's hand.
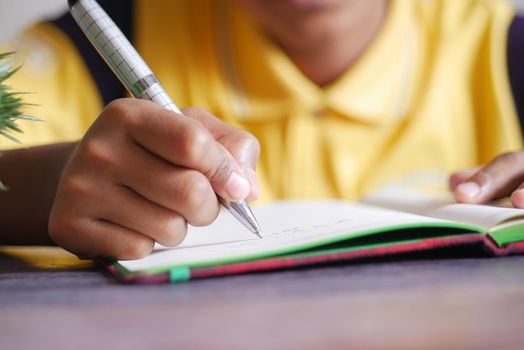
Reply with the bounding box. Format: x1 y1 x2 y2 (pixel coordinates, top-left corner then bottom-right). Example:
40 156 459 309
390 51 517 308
450 151 524 208
48 99 260 259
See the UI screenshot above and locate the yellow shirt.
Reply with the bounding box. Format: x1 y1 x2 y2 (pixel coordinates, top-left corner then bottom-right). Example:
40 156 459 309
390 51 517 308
3 0 522 202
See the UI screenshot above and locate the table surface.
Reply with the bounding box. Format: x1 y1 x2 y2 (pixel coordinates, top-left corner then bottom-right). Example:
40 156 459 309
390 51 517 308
1 247 524 350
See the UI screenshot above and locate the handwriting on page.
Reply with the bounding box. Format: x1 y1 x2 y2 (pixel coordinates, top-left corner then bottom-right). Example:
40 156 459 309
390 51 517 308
178 217 358 252
120 201 444 272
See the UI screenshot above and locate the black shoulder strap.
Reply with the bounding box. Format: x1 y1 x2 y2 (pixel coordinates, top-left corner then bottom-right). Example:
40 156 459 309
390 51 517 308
508 15 524 134
49 0 135 106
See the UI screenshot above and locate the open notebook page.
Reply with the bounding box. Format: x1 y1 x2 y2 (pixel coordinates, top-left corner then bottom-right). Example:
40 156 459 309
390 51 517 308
362 186 524 230
119 200 465 272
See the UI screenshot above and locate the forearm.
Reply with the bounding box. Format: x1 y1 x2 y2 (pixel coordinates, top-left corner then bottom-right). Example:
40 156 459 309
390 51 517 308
0 142 76 245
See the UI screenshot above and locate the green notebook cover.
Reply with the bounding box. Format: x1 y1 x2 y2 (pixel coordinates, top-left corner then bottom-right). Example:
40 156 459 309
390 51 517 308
109 199 524 283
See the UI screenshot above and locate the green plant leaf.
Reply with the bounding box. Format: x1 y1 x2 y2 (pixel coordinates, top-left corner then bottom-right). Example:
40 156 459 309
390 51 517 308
0 52 27 143
0 51 39 191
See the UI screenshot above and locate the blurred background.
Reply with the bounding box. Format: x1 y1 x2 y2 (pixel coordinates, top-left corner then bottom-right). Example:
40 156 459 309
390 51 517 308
0 0 66 42
0 0 523 42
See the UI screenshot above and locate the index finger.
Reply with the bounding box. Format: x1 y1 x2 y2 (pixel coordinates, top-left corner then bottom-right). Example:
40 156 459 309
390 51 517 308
105 99 250 201
454 152 524 204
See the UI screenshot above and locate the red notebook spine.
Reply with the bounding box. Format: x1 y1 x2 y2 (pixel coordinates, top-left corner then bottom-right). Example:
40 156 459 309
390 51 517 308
105 234 524 284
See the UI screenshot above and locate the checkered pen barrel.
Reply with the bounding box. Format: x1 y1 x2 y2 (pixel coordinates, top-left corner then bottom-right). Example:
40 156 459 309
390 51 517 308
68 0 262 236
68 0 180 113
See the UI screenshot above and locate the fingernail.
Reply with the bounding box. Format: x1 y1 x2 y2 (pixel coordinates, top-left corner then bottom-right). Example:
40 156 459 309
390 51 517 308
457 182 481 198
225 172 250 201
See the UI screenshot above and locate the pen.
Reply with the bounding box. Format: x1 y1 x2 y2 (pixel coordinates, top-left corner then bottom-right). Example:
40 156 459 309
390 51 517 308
68 0 262 238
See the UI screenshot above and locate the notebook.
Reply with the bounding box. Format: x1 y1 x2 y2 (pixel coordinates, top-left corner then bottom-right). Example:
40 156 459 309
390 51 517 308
105 185 524 284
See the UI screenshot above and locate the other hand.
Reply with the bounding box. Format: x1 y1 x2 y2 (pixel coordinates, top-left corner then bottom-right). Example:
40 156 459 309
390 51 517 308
450 151 524 208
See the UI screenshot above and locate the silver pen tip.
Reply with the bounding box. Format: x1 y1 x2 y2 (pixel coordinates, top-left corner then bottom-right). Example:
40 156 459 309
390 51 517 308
226 200 262 238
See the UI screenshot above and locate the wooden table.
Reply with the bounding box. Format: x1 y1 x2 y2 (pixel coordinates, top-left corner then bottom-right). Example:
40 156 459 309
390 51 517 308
1 247 523 349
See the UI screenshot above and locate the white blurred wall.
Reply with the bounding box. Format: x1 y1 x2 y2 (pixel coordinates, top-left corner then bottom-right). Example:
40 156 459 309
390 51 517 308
0 0 67 43
0 0 523 43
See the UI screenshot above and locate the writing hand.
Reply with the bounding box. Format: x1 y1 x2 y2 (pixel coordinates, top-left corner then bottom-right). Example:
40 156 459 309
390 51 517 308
48 99 260 259
450 151 524 208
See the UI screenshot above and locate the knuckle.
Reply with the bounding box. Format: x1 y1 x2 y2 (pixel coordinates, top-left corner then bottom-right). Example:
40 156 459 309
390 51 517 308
177 121 211 163
239 130 260 150
158 215 188 247
105 99 133 118
79 139 116 168
60 175 92 198
122 237 155 259
217 128 260 167
104 99 139 127
180 172 213 210
191 204 220 227
233 130 261 158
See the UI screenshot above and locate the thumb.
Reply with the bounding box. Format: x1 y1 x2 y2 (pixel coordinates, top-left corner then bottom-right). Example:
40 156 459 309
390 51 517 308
217 136 260 201
449 167 480 191
184 108 261 201
208 147 252 202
